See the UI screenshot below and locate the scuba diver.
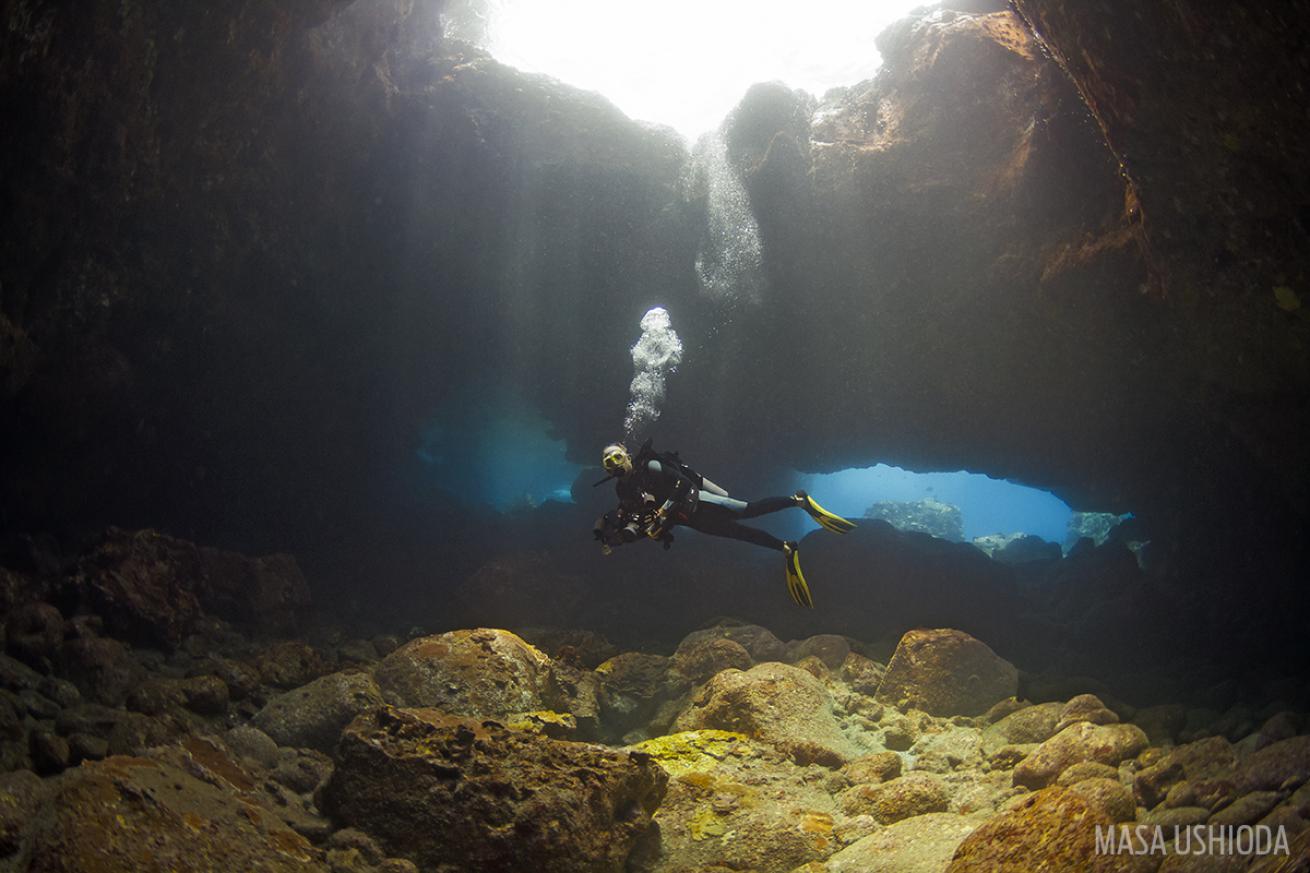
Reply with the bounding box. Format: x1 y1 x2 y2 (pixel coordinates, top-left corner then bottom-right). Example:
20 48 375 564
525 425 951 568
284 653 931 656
592 440 856 608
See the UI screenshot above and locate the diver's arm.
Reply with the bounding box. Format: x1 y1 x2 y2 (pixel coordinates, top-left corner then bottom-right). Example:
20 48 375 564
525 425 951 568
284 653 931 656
646 464 694 537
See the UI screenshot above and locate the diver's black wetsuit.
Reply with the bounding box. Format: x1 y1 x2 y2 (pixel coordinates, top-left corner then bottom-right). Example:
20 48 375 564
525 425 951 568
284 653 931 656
615 456 794 551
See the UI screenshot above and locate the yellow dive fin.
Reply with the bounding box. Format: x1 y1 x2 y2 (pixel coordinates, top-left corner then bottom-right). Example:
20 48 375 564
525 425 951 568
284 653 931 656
783 542 813 608
796 491 856 534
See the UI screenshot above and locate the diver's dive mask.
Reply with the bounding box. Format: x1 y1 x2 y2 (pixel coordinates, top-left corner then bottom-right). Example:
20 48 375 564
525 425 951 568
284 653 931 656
602 444 631 476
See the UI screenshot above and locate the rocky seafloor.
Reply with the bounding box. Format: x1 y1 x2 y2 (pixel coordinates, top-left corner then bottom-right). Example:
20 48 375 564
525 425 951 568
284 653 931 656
1 529 1308 872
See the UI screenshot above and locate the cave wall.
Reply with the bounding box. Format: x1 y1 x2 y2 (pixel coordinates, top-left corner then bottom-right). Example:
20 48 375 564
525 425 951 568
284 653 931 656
0 0 700 563
1 0 1307 638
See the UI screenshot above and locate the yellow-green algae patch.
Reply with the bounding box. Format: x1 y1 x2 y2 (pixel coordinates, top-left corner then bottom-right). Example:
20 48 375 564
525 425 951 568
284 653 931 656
630 730 752 778
505 710 577 738
688 805 728 841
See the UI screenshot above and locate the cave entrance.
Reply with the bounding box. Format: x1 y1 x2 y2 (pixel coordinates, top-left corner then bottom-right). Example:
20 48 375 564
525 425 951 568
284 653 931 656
415 392 582 512
441 0 922 141
752 464 1129 557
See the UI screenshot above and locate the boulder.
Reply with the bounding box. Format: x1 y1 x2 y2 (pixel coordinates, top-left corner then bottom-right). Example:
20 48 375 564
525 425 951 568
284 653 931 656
514 627 618 669
844 751 902 785
65 528 205 649
876 628 1018 717
839 652 884 695
321 706 666 872
787 635 852 670
1132 703 1187 745
673 663 857 766
1209 790 1282 828
1056 761 1121 786
840 771 949 823
985 697 1063 749
1054 693 1119 733
225 725 281 768
256 641 329 689
254 671 384 752
271 747 333 795
1134 736 1237 808
824 812 978 873
1066 777 1136 822
0 654 43 692
4 602 65 669
373 628 556 717
65 529 312 648
947 787 1145 872
9 753 323 870
180 675 230 716
912 724 986 773
675 623 787 663
624 731 840 872
671 636 752 684
1236 736 1310 793
56 637 145 707
1012 722 1149 789
992 534 1063 564
194 548 310 636
596 652 681 740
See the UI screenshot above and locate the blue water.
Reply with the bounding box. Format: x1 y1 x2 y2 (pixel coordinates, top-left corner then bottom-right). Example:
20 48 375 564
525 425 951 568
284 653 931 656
413 397 1078 543
416 392 583 511
795 464 1074 543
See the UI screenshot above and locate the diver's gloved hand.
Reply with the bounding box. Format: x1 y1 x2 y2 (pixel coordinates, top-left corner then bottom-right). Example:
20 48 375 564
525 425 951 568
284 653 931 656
645 512 668 540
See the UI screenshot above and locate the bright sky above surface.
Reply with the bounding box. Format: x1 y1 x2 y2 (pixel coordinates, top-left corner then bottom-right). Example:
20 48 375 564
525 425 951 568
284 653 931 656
457 0 919 141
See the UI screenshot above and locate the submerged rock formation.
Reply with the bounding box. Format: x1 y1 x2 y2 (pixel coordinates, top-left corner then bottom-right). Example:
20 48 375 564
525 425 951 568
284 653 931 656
875 628 1018 717
322 706 667 872
0 521 1307 871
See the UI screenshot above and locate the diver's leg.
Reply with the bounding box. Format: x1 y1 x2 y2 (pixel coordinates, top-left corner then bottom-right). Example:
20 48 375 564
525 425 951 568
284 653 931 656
738 496 800 519
688 504 786 551
697 492 797 520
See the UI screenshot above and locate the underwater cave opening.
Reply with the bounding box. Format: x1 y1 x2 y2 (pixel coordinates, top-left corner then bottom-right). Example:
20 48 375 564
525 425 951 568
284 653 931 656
413 391 583 513
741 464 1131 555
440 0 924 141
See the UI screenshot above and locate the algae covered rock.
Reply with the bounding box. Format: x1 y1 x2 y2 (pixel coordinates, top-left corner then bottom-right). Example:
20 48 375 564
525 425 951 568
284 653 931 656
630 730 754 778
373 628 556 717
875 628 1017 717
673 663 857 766
626 742 841 873
253 670 384 752
1012 721 1148 789
10 753 323 871
321 706 666 872
946 786 1144 872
